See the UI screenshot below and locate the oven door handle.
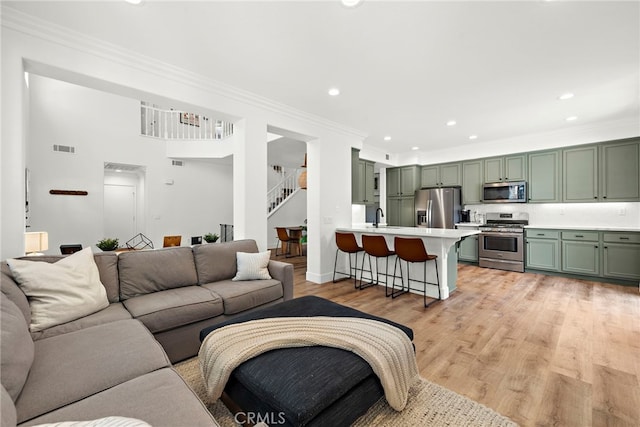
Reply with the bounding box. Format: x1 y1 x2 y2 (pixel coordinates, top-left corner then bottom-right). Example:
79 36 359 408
480 232 524 238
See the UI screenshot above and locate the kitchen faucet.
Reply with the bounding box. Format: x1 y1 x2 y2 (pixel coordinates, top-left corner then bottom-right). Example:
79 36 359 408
374 207 384 228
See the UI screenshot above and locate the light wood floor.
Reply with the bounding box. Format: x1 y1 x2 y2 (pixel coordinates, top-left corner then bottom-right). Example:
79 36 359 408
273 253 640 427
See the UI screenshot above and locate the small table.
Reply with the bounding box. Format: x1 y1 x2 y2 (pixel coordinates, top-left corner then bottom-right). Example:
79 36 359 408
199 296 413 426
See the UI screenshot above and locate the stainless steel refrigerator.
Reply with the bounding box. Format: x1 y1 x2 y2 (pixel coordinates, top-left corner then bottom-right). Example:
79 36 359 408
415 187 461 229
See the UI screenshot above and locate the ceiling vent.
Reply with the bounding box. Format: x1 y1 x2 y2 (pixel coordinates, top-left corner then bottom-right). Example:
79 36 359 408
104 162 145 173
171 160 184 167
53 144 75 154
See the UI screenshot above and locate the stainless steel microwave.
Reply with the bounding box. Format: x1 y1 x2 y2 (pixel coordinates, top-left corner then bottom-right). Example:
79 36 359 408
482 181 527 203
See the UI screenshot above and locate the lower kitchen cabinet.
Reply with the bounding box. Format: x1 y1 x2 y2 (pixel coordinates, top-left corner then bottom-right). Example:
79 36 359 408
602 232 640 280
387 197 414 227
561 240 600 276
526 239 560 271
458 234 478 262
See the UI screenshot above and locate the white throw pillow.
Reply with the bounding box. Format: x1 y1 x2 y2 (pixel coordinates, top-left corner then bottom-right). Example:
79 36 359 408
33 416 152 427
232 251 272 281
7 247 109 332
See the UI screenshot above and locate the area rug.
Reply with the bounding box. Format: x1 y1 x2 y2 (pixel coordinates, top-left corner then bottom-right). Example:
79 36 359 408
174 358 517 426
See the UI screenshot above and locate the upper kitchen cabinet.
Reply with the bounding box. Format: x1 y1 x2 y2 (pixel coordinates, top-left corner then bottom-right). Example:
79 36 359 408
387 166 419 197
351 149 375 205
483 155 527 183
528 150 561 203
563 140 639 203
563 145 598 202
461 160 483 204
420 163 461 188
599 139 640 202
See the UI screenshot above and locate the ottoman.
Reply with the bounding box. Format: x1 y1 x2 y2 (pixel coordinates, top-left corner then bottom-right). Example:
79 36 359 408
199 295 414 427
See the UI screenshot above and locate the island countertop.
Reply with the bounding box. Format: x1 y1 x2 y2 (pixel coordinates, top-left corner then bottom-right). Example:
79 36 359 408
335 226 479 300
336 225 480 239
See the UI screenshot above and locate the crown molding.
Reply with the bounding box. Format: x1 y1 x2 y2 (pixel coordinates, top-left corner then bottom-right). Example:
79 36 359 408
1 6 368 140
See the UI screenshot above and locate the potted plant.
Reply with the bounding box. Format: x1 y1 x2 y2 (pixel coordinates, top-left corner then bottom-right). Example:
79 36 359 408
96 237 119 251
203 233 219 243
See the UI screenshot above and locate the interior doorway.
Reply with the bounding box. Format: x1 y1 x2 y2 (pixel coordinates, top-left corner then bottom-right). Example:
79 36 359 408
103 163 146 245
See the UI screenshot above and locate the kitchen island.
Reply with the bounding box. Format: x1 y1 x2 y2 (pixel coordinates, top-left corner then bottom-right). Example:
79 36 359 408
336 226 480 300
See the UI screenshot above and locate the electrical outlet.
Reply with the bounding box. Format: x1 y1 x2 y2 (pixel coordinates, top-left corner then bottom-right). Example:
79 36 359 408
559 208 565 215
618 208 626 216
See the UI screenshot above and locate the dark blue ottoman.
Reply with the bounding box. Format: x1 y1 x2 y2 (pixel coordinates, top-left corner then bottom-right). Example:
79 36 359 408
199 295 413 427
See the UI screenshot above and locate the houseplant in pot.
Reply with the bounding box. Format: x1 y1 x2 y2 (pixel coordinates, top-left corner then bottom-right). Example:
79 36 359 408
203 233 219 243
96 237 119 251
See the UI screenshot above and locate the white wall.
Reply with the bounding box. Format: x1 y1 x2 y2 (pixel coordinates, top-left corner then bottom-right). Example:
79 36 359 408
26 75 233 253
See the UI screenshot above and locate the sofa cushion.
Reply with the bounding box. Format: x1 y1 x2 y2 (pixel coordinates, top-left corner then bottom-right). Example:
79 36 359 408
6 248 109 332
1 385 17 427
19 369 218 427
0 295 34 401
30 303 132 341
202 279 283 315
122 286 224 333
1 263 31 325
27 416 151 427
15 319 170 424
118 247 198 300
193 239 258 284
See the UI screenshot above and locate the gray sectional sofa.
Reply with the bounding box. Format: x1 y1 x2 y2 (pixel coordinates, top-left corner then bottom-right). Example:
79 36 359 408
1 239 294 427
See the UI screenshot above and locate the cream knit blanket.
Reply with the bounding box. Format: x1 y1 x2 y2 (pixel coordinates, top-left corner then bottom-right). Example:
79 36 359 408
198 316 419 411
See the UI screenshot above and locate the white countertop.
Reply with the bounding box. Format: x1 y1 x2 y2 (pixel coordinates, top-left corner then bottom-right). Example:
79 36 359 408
454 222 484 228
524 225 640 232
337 225 480 239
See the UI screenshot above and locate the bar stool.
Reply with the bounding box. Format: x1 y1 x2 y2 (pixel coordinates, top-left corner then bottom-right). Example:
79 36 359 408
393 236 440 308
359 234 398 291
332 232 364 286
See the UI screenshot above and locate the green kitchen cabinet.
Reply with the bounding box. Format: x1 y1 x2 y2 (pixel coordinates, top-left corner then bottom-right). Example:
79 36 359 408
458 234 479 262
421 163 461 187
562 237 600 276
351 149 375 204
387 196 415 227
462 160 484 204
484 154 527 183
599 139 640 202
602 232 640 280
528 150 561 203
525 229 560 271
387 166 419 197
563 145 598 202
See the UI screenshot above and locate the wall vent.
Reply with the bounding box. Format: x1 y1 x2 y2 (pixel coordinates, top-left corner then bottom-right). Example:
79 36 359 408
171 160 184 167
53 144 75 154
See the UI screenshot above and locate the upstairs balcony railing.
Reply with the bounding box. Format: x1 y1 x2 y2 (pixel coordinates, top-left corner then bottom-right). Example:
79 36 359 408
140 102 233 140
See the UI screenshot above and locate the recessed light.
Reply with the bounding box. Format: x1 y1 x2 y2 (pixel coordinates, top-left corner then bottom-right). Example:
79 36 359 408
469 135 478 140
341 0 363 7
559 93 574 100
411 146 419 151
566 116 578 121
125 0 143 4
446 120 457 127
384 136 391 141
328 88 340 96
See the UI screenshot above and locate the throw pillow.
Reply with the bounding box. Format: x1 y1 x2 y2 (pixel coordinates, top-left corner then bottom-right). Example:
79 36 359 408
32 416 152 427
7 247 109 332
232 251 272 281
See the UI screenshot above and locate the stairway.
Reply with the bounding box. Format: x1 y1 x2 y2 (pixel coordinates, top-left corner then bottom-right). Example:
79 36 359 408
267 169 302 217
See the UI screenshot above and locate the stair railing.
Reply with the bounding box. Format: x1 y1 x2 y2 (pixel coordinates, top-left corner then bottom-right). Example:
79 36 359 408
267 168 302 216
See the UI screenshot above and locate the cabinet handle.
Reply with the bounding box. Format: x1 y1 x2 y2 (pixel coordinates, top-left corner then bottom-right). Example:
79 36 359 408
575 235 584 238
604 246 608 249
595 245 598 248
619 237 630 240
594 196 597 199
603 196 607 199
536 233 545 236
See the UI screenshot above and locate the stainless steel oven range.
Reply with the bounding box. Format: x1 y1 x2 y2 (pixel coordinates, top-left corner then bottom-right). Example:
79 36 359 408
478 212 529 272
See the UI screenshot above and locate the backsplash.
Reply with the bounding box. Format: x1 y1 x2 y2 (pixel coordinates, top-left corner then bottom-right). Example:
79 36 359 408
464 202 640 229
